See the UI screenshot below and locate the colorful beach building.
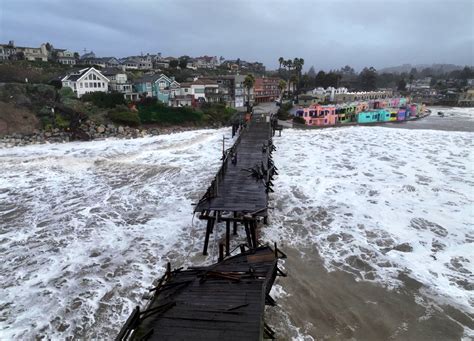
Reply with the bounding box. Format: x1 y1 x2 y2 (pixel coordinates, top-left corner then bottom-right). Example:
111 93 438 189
295 105 337 126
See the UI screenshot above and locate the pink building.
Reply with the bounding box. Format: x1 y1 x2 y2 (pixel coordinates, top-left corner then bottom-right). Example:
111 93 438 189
295 105 337 126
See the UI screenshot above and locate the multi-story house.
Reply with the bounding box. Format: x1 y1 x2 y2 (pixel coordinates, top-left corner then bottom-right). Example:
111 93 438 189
176 79 219 104
253 77 280 103
0 41 48 61
203 79 220 103
193 56 219 69
61 67 109 98
102 68 138 101
212 75 247 108
152 53 171 69
122 55 153 70
81 56 120 68
54 49 76 65
134 73 180 103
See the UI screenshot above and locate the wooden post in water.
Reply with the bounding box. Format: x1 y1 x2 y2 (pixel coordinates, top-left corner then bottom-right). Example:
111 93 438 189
225 220 230 256
218 243 224 262
244 221 252 248
233 212 238 235
250 220 258 248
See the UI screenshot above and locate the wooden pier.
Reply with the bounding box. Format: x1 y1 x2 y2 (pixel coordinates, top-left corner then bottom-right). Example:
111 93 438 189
195 113 279 255
117 112 284 340
117 245 287 341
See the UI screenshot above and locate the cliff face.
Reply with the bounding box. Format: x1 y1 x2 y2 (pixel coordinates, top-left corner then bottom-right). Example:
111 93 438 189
0 101 40 135
0 83 57 136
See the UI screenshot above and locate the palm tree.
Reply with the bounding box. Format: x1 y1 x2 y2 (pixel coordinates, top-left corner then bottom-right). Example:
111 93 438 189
285 59 293 95
278 57 284 71
290 75 298 94
278 80 287 99
293 58 304 99
243 74 256 112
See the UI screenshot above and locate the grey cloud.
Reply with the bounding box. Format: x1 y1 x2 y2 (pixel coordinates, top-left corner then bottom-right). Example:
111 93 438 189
0 0 472 71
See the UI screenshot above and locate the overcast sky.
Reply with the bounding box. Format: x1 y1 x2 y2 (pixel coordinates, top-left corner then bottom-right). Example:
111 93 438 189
0 0 472 71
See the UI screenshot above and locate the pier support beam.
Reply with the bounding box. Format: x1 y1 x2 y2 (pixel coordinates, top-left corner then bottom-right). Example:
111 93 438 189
203 219 212 256
244 221 252 248
225 220 230 256
233 212 238 235
250 220 258 249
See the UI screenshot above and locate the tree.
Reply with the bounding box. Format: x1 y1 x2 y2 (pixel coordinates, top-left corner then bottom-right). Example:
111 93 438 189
15 51 25 60
278 57 284 71
178 56 190 69
169 59 179 68
278 80 286 98
293 58 304 97
290 75 298 94
284 59 293 95
243 74 255 112
307 66 316 78
315 70 326 87
397 78 407 91
340 65 355 75
73 52 80 60
358 67 377 91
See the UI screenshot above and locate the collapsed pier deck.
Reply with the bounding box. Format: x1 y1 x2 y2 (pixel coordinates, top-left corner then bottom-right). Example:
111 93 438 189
117 246 285 341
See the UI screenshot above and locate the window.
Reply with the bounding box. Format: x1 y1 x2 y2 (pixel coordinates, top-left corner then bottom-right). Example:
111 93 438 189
94 82 97 88
80 83 83 88
102 82 105 87
88 74 92 80
85 83 88 88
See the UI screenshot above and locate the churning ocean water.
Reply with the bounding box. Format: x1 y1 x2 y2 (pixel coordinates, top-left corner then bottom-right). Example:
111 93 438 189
0 108 473 339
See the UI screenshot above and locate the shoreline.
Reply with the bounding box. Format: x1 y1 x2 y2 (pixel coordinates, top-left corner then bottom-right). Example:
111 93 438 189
0 124 221 149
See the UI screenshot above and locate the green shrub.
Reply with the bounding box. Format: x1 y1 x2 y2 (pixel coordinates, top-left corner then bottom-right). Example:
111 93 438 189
277 101 293 120
108 110 141 126
59 87 76 99
55 113 70 129
200 103 236 124
293 116 306 124
138 102 203 125
81 92 125 108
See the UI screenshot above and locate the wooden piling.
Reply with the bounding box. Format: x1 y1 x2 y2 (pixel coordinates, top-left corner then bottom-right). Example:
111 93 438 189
225 220 230 256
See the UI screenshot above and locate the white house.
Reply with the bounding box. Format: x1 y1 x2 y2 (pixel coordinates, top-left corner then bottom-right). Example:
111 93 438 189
61 67 109 98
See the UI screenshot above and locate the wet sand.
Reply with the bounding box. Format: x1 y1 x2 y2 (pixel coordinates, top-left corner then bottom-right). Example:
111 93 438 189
268 247 471 340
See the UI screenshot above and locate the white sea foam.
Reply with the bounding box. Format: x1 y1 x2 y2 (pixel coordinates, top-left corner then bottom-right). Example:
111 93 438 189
1 108 473 338
264 112 474 317
0 129 231 339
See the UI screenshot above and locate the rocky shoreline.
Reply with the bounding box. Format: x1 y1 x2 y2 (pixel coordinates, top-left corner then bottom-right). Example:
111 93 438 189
0 121 218 148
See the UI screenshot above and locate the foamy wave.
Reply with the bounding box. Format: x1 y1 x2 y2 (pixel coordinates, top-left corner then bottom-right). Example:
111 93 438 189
264 119 474 317
0 129 231 339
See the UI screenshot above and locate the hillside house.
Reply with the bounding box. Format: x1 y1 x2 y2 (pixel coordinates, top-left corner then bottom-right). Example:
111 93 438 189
61 67 109 98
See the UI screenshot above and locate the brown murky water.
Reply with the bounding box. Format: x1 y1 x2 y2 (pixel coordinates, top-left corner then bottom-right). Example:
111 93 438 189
267 247 471 340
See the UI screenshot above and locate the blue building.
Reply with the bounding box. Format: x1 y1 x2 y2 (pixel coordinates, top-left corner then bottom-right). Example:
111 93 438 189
134 74 180 103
